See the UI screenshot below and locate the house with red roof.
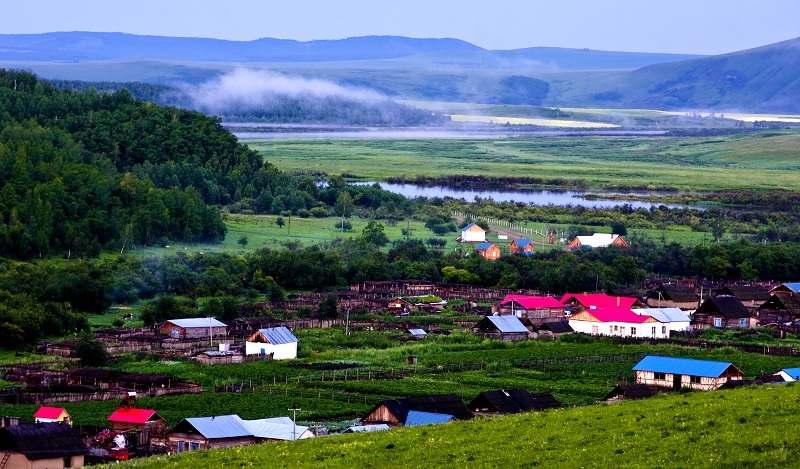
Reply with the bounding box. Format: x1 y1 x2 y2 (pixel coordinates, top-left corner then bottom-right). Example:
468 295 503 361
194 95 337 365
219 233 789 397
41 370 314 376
560 293 643 314
498 295 566 325
33 406 72 426
108 407 165 445
568 307 666 338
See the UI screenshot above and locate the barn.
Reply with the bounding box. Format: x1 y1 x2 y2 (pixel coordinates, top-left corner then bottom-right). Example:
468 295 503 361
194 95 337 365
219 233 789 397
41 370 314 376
472 315 530 341
633 356 743 391
159 318 228 339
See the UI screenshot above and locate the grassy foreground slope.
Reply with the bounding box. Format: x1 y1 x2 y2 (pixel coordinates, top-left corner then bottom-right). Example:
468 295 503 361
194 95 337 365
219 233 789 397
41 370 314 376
118 384 799 468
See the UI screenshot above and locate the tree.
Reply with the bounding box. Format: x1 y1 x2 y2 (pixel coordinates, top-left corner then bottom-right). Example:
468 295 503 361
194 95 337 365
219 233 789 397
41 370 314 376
74 334 109 367
276 216 285 229
318 293 338 319
362 221 389 247
334 191 355 231
610 221 628 236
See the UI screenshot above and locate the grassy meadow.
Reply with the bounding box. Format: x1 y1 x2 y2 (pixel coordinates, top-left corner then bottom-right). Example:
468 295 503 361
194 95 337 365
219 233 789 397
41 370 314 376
248 131 800 191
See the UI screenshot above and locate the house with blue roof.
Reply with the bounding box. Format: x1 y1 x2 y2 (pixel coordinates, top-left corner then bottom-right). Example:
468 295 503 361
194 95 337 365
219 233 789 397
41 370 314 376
510 238 534 255
769 282 800 295
245 326 298 359
474 242 501 260
775 367 800 382
404 410 457 426
633 356 743 391
166 414 254 452
473 315 530 341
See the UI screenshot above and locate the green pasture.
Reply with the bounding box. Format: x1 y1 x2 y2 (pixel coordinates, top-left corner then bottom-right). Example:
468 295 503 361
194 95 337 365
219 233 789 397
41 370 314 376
248 131 800 191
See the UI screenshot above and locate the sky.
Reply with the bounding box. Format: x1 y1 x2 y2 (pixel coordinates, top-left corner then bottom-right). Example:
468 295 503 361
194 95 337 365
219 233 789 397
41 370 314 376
4 0 799 55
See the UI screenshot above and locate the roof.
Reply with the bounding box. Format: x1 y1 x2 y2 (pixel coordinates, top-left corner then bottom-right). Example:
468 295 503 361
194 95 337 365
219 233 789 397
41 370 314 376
633 356 742 378
108 407 162 425
469 389 562 414
255 326 298 345
344 424 390 433
537 321 574 334
573 233 622 248
559 293 637 309
33 406 67 420
572 307 655 324
759 294 800 315
243 419 310 441
513 238 533 248
501 294 564 310
0 423 87 460
651 284 699 303
408 328 427 336
603 384 657 401
475 315 529 333
166 317 227 329
173 415 252 439
404 410 456 426
779 368 800 380
461 223 483 231
715 285 770 301
771 282 800 294
696 296 750 318
408 394 473 421
631 308 691 323
474 242 496 251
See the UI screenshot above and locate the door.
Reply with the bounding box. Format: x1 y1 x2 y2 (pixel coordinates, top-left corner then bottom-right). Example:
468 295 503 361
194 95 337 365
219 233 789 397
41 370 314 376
673 374 682 390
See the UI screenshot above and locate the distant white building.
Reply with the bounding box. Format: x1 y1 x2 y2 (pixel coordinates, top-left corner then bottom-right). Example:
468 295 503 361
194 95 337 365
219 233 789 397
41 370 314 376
631 308 691 336
459 223 486 243
568 307 667 338
567 233 628 250
245 326 298 360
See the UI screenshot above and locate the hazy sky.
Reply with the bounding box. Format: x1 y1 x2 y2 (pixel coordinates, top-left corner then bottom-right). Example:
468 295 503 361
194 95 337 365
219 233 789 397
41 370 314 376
4 0 799 54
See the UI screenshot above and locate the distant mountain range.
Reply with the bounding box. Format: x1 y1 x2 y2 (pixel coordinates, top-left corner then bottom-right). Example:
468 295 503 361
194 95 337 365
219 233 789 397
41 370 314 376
1 32 798 113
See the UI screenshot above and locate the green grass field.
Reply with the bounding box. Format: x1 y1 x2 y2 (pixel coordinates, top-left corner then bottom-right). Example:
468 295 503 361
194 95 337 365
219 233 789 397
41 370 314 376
248 131 800 191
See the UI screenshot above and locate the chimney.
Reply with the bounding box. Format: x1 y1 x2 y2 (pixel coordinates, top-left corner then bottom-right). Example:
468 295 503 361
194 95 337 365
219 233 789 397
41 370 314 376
616 297 620 307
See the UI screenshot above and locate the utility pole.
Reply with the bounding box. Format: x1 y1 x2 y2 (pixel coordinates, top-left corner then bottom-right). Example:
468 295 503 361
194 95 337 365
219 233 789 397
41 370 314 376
289 408 301 440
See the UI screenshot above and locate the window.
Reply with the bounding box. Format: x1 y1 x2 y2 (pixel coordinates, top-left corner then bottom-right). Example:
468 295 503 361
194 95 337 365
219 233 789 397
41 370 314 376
662 326 667 335
620 326 626 335
592 325 599 335
190 442 200 451
654 372 666 380
690 376 701 384
740 318 748 327
177 441 184 453
630 327 637 336
64 457 72 468
713 317 722 328
614 325 619 332
652 326 657 337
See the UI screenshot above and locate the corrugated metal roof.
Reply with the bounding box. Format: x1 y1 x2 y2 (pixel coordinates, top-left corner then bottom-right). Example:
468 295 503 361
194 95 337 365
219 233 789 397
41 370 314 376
257 326 298 345
460 223 477 231
514 238 533 248
779 282 800 293
33 406 67 420
474 242 495 251
344 424 390 433
485 315 529 333
576 307 654 324
405 410 456 426
183 415 251 439
559 293 637 309
632 308 691 323
108 408 161 425
633 356 740 378
260 416 294 425
408 328 427 336
242 419 310 440
780 368 800 380
167 317 227 329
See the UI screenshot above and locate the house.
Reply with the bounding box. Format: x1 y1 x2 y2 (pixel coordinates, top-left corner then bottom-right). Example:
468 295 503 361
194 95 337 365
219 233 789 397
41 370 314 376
646 284 699 310
472 316 530 341
108 407 166 446
568 308 665 338
342 424 390 434
603 384 657 402
362 394 473 427
631 308 691 336
769 282 800 295
469 389 562 415
567 233 628 251
474 242 501 260
498 295 566 324
530 320 575 338
510 238 534 255
404 410 456 426
714 285 771 310
774 368 800 382
692 296 755 329
407 328 427 340
244 326 298 360
242 417 314 441
387 297 413 311
33 406 71 425
166 415 254 453
0 422 88 468
459 223 486 243
559 293 642 314
159 318 228 339
633 356 743 390
757 294 800 324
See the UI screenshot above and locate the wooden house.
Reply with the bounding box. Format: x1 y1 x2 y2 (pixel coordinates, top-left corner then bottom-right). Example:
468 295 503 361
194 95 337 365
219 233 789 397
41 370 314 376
387 297 413 311
108 407 165 446
692 296 755 329
159 318 228 339
244 326 298 360
33 406 72 426
567 233 628 251
568 308 665 338
362 394 472 427
559 293 642 314
758 294 800 325
603 384 657 402
459 223 486 243
510 238 534 255
166 415 254 453
472 316 530 341
769 282 800 295
646 284 699 310
404 410 457 427
498 294 566 324
633 356 743 391
0 423 87 468
469 389 562 415
474 242 501 260
530 320 574 338
714 285 770 310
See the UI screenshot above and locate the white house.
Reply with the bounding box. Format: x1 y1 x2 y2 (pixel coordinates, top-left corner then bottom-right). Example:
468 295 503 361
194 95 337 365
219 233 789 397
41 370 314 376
631 307 691 336
775 367 800 382
568 307 668 338
245 326 298 360
459 223 486 243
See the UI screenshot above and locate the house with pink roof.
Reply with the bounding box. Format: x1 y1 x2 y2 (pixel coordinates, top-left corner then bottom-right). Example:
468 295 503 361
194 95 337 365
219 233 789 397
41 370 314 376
568 307 668 338
33 406 72 426
498 295 566 325
559 293 643 314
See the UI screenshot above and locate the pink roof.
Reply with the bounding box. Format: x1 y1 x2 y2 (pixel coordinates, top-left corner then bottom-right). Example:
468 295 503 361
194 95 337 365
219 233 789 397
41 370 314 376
108 407 161 425
501 295 564 309
575 307 655 324
33 406 67 420
559 293 637 309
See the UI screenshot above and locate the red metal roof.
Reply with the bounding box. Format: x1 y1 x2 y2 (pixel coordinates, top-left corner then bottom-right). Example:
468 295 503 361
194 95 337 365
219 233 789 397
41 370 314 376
501 295 564 310
576 307 654 324
108 407 161 425
560 293 637 309
33 406 67 420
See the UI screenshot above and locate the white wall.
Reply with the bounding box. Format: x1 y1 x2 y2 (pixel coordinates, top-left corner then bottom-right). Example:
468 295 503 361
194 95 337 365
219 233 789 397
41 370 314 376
245 341 297 360
568 320 669 339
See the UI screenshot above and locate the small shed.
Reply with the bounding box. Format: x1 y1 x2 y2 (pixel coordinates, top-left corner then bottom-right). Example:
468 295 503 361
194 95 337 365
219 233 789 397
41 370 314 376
108 407 165 433
0 422 87 469
166 415 254 453
33 406 72 426
692 296 754 329
646 284 699 310
469 389 562 415
533 321 575 338
474 242 501 260
633 356 743 391
244 326 298 360
407 328 427 340
159 318 228 339
473 316 529 341
603 384 657 402
510 238 534 255
459 223 486 243
404 410 456 427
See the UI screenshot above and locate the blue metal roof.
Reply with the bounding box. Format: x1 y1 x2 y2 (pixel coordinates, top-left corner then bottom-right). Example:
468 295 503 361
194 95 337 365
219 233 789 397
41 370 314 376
486 315 529 333
257 326 298 345
780 368 800 380
184 415 251 439
474 242 495 251
461 223 477 231
514 238 532 248
405 410 456 426
781 282 800 293
167 317 227 329
633 356 738 378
